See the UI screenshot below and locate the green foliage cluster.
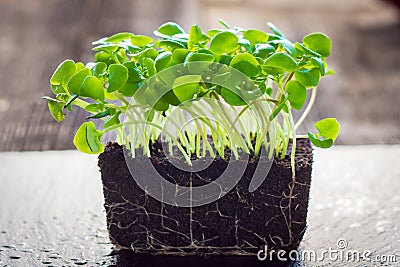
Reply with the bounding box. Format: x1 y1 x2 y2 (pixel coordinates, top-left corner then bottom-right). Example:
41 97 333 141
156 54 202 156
44 20 339 165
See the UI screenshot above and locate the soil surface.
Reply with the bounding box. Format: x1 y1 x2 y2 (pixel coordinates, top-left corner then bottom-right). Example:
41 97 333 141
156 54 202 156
98 139 313 255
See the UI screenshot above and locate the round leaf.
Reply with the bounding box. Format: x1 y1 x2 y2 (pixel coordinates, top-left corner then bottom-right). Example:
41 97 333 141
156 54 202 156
254 43 275 59
155 22 185 36
314 118 340 141
302 33 332 57
308 118 340 148
186 52 215 74
91 62 107 77
172 75 201 102
286 80 306 110
50 59 76 88
67 68 91 95
186 52 215 63
307 133 333 148
172 49 190 64
230 53 260 77
155 51 172 72
157 40 186 50
73 121 104 154
143 58 156 77
81 76 105 101
104 32 134 43
220 87 247 106
43 97 65 122
123 62 144 83
131 35 153 46
295 68 321 88
264 52 297 72
118 82 141 97
243 29 268 48
209 31 239 54
188 24 202 49
107 64 129 93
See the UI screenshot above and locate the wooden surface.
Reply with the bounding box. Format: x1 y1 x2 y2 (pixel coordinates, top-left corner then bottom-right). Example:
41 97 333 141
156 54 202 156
0 145 399 266
0 0 399 152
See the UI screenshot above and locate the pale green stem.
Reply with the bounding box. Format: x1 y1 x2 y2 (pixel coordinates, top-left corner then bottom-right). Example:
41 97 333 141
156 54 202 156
295 87 317 130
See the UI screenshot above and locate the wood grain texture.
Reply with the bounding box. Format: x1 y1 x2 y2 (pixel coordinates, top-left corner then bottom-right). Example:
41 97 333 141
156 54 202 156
0 146 399 266
0 0 399 152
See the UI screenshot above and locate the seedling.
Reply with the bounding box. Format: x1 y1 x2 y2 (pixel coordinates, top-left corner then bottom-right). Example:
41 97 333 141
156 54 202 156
44 20 339 171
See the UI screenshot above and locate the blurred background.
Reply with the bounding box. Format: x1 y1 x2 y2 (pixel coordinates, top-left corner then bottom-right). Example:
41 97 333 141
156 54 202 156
0 0 399 151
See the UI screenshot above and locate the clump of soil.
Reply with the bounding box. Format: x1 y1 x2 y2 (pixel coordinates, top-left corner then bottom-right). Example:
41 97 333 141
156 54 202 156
98 139 313 255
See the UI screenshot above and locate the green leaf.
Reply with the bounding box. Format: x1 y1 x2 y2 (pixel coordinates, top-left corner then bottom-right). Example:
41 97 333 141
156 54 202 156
92 44 119 54
230 53 260 77
209 31 239 54
172 49 190 64
118 81 141 97
107 64 129 93
302 33 332 57
236 39 250 53
254 44 275 59
67 68 91 95
145 109 155 122
43 97 65 122
132 47 158 60
274 39 299 57
186 52 215 74
219 19 231 29
294 42 321 57
81 76 105 101
267 22 284 37
50 60 76 89
131 35 153 46
104 32 134 43
186 52 215 62
308 118 340 148
91 62 107 77
220 87 247 106
295 68 321 88
155 22 185 37
142 81 170 111
286 80 306 110
73 121 104 154
94 51 114 65
104 112 121 128
156 61 184 92
76 62 85 71
263 52 297 74
307 132 333 148
188 24 202 49
155 51 172 72
207 29 221 37
143 58 156 77
123 62 144 83
310 57 325 75
243 29 268 48
157 39 186 50
84 103 104 113
218 54 233 65
172 75 201 102
314 118 340 141
56 93 70 103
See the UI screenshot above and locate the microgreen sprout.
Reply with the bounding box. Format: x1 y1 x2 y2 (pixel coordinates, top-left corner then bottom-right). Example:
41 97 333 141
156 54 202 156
44 20 340 168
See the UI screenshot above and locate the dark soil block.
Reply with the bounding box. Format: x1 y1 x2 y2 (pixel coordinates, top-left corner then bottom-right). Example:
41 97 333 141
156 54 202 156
98 139 313 255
